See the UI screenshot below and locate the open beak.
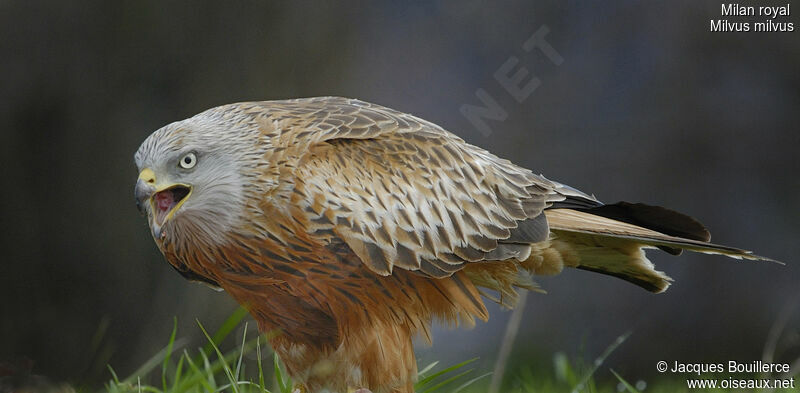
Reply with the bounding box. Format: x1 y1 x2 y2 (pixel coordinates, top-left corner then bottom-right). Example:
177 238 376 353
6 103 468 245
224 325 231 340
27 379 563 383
135 168 192 239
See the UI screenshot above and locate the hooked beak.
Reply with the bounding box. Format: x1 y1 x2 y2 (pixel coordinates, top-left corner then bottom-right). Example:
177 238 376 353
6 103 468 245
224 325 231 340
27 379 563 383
135 168 192 239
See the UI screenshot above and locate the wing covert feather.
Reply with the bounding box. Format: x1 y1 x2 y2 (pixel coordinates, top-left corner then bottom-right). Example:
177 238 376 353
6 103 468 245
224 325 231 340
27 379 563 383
281 98 597 277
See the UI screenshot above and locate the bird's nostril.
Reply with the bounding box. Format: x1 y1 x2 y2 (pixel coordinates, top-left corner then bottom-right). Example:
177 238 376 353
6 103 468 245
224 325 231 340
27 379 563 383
138 168 157 185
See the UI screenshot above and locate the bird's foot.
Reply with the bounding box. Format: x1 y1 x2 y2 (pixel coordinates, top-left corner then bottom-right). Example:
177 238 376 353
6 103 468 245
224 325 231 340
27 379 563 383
353 389 373 393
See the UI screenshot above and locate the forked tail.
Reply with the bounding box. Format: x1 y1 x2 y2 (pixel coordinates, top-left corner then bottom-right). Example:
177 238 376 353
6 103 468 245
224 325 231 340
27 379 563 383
542 202 778 293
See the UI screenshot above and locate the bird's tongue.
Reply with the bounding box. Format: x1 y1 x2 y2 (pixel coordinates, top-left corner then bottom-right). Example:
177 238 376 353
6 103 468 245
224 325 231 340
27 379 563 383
154 190 177 224
155 190 176 212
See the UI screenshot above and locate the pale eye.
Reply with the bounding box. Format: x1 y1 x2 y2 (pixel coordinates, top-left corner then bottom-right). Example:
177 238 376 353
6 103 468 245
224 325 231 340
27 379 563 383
179 152 197 169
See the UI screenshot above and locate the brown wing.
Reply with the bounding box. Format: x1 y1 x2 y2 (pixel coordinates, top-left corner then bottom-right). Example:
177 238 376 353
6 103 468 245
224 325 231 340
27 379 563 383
279 97 598 277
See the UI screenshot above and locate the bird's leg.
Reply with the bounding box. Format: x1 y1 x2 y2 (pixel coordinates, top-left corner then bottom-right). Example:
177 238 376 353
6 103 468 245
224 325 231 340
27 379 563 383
353 389 373 393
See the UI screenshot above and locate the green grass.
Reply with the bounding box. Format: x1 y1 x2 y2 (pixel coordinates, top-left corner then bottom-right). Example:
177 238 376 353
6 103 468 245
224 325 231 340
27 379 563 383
105 309 487 393
105 309 799 393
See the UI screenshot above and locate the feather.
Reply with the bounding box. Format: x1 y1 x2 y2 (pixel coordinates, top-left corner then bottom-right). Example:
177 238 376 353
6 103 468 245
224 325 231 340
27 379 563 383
545 209 776 261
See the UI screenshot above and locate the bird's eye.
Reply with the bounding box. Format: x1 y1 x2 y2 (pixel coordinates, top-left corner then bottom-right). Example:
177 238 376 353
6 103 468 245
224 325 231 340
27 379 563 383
179 152 197 169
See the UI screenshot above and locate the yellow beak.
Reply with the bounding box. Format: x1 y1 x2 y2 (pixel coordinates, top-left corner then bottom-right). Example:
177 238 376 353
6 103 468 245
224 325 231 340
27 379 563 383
135 168 192 239
138 168 156 184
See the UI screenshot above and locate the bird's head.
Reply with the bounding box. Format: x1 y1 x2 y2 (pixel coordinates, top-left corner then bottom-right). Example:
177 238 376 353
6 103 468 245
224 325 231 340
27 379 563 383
134 107 262 246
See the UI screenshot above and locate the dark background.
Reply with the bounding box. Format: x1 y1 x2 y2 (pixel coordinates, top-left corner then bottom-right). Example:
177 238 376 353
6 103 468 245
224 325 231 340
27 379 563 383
2 0 798 389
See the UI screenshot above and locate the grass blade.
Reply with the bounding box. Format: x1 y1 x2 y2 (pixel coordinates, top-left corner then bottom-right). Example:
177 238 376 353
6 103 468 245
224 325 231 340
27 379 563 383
234 322 248 381
451 372 492 393
570 332 630 393
122 337 188 385
181 348 217 393
198 319 239 393
273 352 292 393
162 317 178 392
257 337 267 393
418 368 473 393
199 306 249 358
610 369 640 393
417 361 440 378
415 358 477 389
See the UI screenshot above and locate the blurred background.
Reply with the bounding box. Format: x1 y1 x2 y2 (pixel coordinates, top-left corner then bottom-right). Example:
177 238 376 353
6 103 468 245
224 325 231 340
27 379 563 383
1 0 798 389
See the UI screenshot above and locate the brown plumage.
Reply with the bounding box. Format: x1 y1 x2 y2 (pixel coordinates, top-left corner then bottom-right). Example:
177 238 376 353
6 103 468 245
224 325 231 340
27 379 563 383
134 97 773 393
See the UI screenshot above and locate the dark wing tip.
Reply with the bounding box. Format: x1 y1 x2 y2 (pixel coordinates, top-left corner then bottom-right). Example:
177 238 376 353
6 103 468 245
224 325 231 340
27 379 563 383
583 201 711 242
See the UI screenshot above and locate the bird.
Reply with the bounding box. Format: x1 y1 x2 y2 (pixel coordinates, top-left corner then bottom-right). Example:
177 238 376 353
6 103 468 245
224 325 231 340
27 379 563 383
134 97 773 393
